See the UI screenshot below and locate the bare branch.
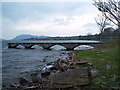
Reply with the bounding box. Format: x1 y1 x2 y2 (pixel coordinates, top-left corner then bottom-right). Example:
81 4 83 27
93 0 120 28
95 13 110 33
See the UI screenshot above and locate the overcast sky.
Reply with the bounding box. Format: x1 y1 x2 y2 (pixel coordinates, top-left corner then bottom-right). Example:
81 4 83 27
1 1 100 40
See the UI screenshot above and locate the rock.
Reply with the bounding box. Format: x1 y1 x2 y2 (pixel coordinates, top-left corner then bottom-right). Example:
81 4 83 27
102 76 106 79
68 60 74 66
88 63 93 66
43 65 53 70
43 58 46 62
47 62 53 65
49 66 58 71
41 70 50 77
52 60 64 72
60 63 68 71
106 65 112 69
75 59 88 65
67 66 76 69
96 54 100 56
48 67 92 88
31 73 42 83
67 52 75 60
48 59 69 72
19 77 31 86
91 69 99 78
10 84 20 88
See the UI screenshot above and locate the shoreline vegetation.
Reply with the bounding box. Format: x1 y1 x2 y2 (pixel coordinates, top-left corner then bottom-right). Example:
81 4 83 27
2 42 119 89
74 42 119 88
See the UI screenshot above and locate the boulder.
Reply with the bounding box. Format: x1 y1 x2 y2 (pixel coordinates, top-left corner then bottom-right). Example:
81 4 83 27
19 77 31 86
41 70 50 77
48 67 92 88
31 73 42 83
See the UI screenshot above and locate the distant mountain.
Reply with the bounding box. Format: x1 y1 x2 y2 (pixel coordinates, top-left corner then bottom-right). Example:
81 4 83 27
12 34 50 40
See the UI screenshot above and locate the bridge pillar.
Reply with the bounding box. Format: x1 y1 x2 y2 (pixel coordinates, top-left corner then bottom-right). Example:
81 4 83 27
61 43 79 50
40 43 53 49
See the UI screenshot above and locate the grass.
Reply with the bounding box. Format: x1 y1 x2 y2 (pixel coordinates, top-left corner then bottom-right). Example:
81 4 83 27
74 42 119 88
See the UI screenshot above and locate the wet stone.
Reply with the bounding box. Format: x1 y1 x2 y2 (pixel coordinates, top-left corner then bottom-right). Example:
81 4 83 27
19 77 31 86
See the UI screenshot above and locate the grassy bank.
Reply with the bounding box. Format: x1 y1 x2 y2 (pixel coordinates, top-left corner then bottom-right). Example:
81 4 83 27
75 42 119 88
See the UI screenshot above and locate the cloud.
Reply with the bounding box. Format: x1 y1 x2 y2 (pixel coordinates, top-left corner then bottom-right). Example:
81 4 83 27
3 13 98 37
2 2 99 39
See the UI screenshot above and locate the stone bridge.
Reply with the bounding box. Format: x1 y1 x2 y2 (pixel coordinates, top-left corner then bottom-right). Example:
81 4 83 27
8 40 102 50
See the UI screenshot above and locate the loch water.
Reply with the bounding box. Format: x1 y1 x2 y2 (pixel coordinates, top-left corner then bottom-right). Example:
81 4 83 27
2 48 69 87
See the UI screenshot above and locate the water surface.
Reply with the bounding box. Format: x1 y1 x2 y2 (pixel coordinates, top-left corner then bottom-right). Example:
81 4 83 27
2 48 69 86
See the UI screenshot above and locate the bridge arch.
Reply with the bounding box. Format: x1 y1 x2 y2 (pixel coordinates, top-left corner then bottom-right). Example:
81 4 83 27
74 45 94 50
50 45 66 50
16 44 25 49
31 45 43 49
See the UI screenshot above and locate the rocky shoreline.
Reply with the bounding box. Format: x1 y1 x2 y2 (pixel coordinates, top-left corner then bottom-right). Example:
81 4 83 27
2 51 98 90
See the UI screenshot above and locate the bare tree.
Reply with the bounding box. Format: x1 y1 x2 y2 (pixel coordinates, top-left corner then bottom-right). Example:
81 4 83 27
95 13 110 40
93 0 120 28
95 13 110 34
